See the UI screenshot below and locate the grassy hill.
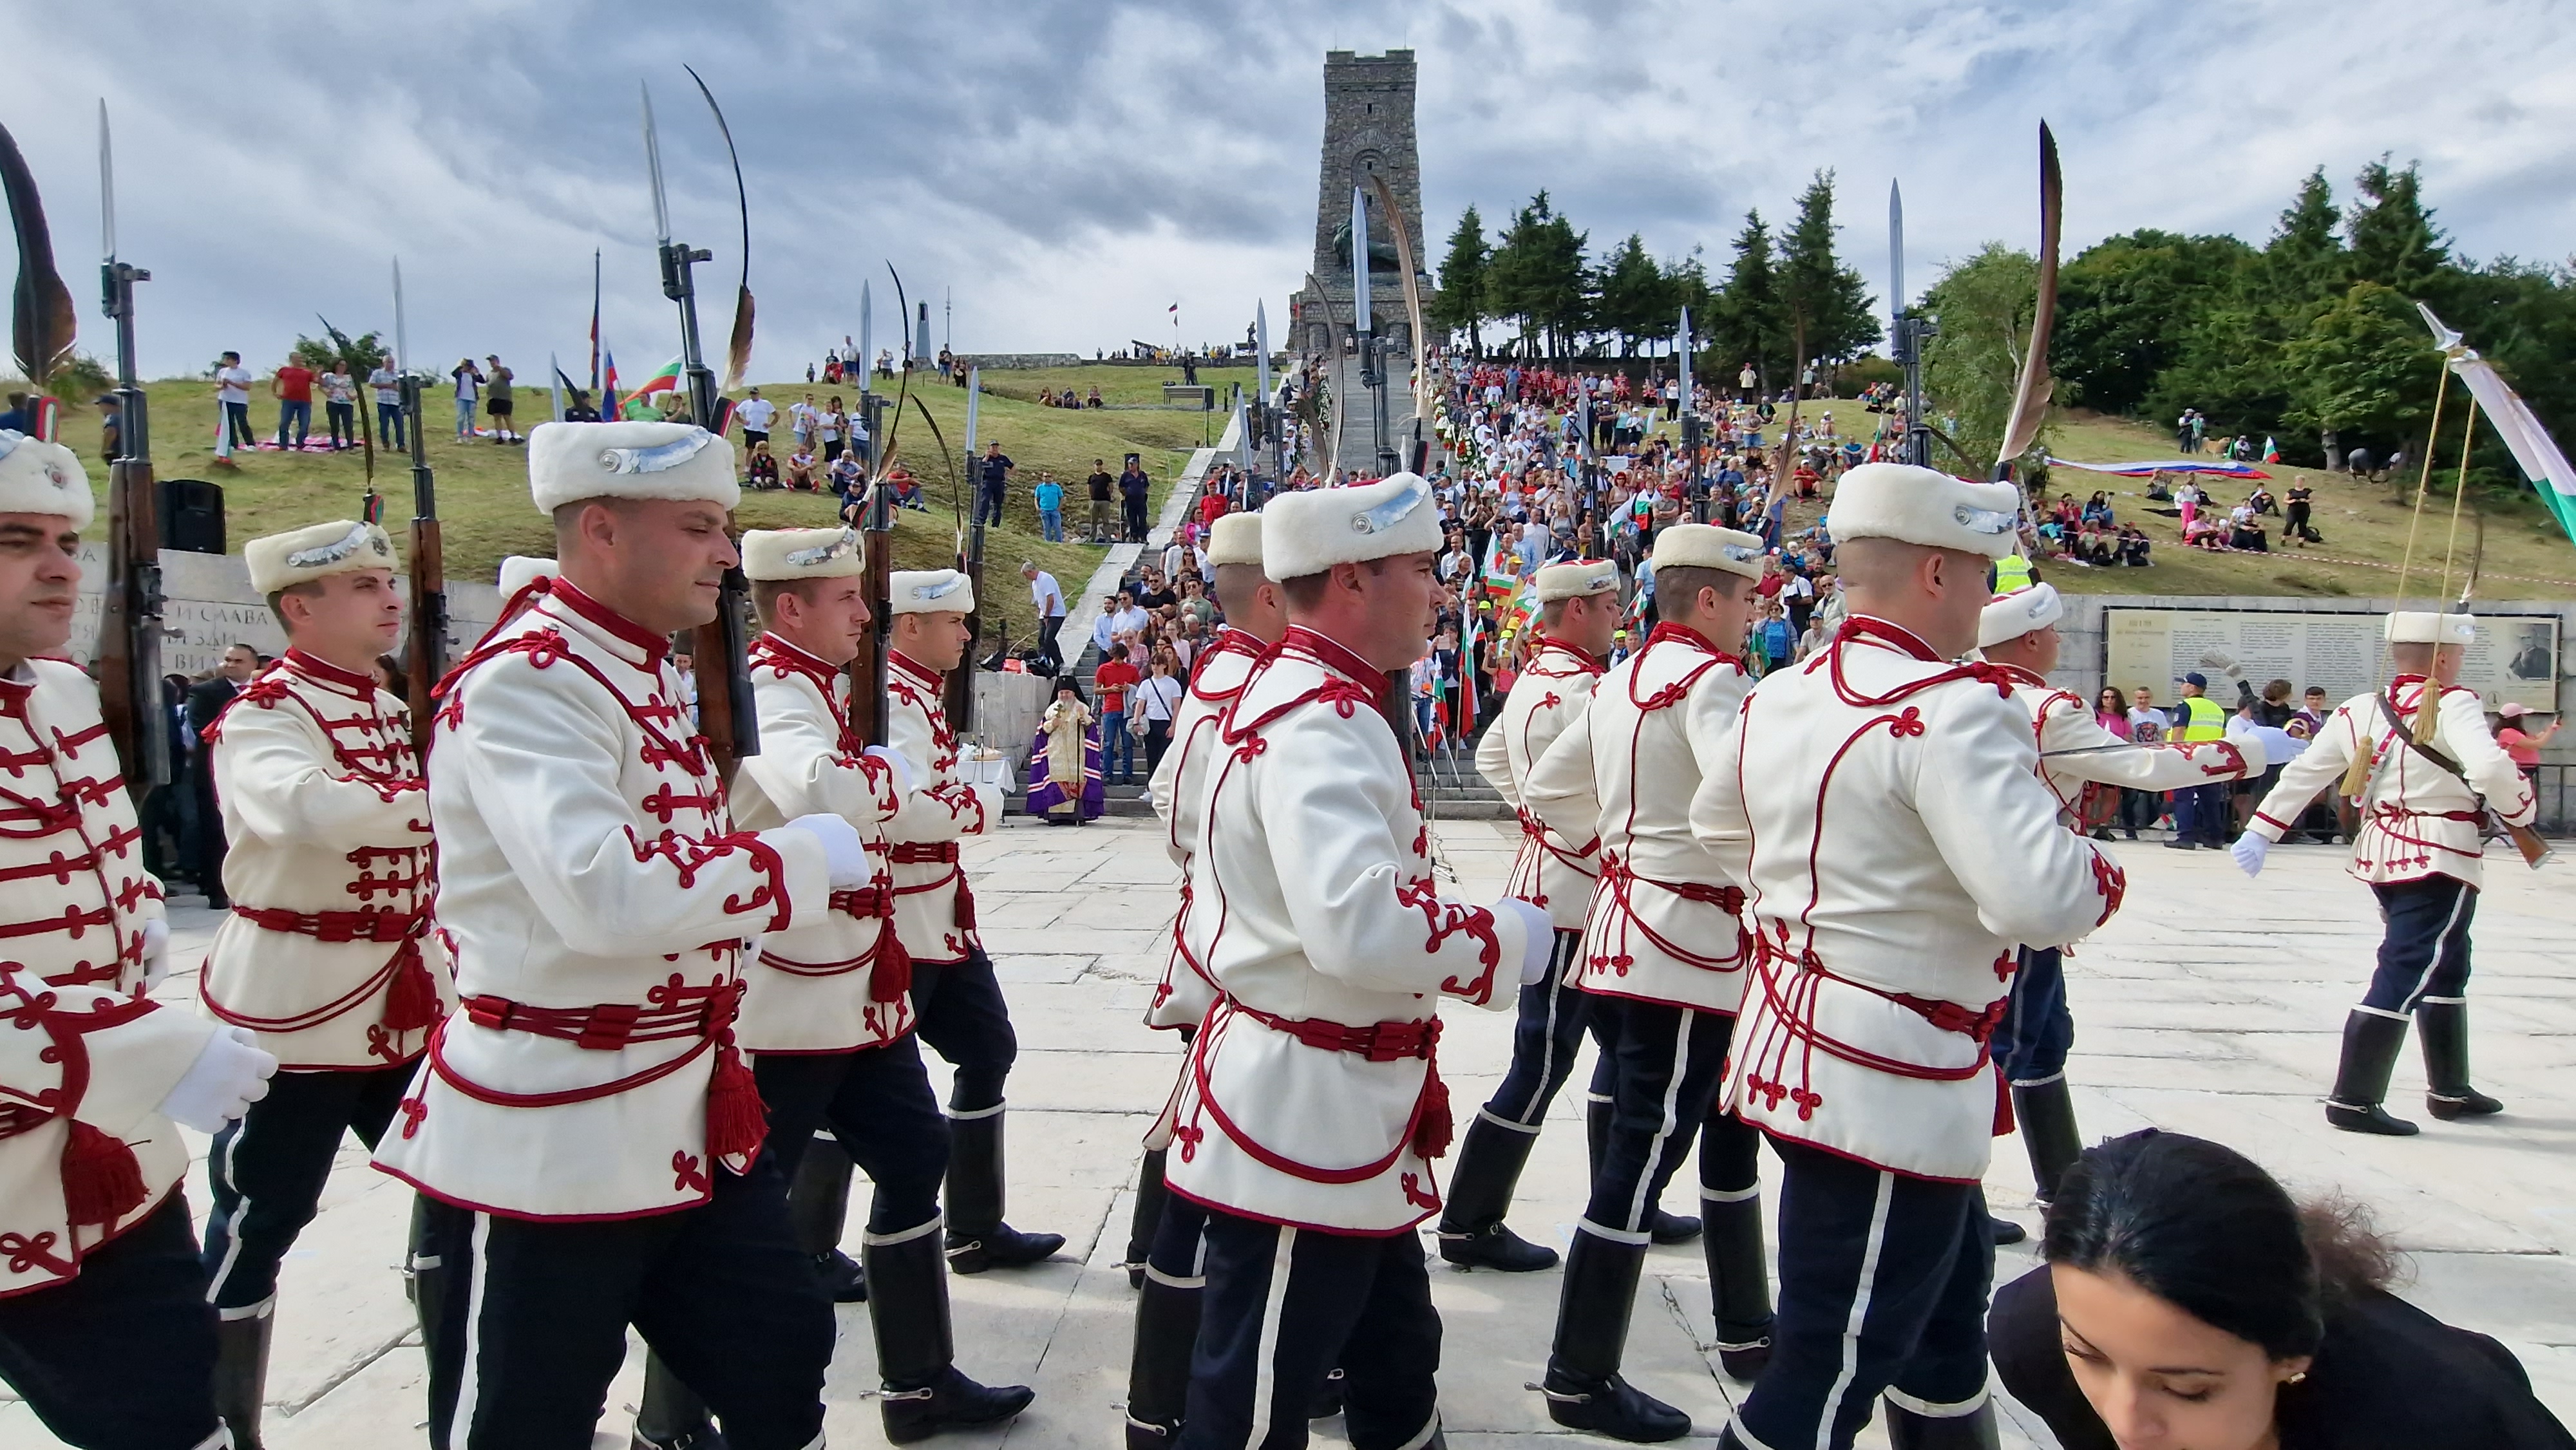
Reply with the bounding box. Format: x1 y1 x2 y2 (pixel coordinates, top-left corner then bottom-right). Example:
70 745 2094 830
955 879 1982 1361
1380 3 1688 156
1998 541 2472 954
52 366 1222 642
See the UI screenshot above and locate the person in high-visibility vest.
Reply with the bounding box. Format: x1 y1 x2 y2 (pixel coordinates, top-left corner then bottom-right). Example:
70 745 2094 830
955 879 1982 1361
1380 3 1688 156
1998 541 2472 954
2165 672 2233 848
1990 552 2036 594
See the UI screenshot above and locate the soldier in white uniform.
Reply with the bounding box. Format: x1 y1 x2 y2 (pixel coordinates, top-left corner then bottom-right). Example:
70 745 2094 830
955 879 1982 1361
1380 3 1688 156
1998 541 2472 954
1691 464 2126 1450
196 518 459 1447
0 430 276 1449
879 572 1059 1274
2231 610 2538 1135
1125 511 1285 1449
1164 473 1551 1450
1974 582 2259 1209
1436 557 1619 1276
372 420 873 1449
1522 525 1770 1441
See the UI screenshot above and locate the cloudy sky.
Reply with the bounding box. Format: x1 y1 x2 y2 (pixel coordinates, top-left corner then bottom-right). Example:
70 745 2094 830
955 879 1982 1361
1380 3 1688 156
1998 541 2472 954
10 0 2575 382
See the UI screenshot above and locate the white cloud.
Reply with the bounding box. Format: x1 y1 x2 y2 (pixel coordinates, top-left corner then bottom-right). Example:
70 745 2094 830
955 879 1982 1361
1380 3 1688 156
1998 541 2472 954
6 0 2571 380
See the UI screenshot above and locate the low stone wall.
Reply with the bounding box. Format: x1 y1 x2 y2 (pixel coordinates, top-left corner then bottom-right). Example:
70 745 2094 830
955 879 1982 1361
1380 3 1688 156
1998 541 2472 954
71 545 501 678
954 353 1085 370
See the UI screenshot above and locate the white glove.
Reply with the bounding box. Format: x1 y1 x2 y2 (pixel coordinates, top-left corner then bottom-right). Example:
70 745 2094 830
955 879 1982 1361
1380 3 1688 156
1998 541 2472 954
157 1025 277 1133
140 918 171 990
784 813 871 889
864 745 915 797
1493 898 1557 985
2230 833 2269 878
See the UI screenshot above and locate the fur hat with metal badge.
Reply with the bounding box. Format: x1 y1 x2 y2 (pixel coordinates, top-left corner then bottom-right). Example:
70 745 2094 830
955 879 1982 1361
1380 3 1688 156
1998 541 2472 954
889 569 974 616
743 527 865 582
526 420 739 514
1260 471 1442 580
1206 511 1265 569
245 520 399 594
1977 583 2063 649
1826 462 2023 560
1649 522 1767 581
1534 558 1620 602
0 431 91 530
2383 611 2477 645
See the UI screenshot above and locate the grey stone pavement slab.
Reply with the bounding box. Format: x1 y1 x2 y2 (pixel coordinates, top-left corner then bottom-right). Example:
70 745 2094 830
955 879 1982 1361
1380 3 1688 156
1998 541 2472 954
6 823 2571 1449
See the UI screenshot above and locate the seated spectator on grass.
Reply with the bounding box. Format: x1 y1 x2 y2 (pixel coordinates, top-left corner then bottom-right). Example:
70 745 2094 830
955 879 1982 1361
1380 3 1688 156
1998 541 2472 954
2229 508 2271 552
784 447 819 491
746 441 781 491
2117 525 2153 566
2083 491 2115 527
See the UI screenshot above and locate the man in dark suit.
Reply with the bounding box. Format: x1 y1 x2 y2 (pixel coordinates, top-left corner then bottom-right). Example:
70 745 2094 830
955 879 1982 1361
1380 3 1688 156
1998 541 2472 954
185 643 261 908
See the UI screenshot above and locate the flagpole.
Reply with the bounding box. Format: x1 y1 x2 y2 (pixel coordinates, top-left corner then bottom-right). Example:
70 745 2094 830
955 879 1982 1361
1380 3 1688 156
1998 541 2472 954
589 249 602 393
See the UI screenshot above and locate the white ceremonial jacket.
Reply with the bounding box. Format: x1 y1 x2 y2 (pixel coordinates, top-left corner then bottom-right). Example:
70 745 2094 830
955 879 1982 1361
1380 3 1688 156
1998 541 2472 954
1475 637 1607 930
1994 664 2260 818
1689 618 2124 1182
1144 627 1265 1031
1164 626 1531 1235
884 651 990 966
200 650 452 1070
371 581 832 1220
730 634 911 1054
0 662 213 1296
2248 675 2534 890
1526 623 1752 1014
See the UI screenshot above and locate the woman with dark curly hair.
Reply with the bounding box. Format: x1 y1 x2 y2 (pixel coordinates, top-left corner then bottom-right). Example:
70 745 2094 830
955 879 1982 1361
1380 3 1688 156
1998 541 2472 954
1991 1129 2572 1449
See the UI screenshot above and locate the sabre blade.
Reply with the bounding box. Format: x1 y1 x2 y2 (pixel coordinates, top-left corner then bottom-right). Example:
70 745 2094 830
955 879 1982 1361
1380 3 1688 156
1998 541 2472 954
1888 178 1904 331
641 81 672 245
1996 121 2065 469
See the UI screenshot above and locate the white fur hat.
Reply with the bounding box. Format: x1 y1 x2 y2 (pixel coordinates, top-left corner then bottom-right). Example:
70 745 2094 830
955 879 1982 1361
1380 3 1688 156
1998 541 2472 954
527 420 739 514
1535 558 1620 603
1978 583 2064 649
743 527 864 581
495 555 558 598
245 520 398 595
1826 462 2021 559
1260 472 1441 580
1207 511 1265 569
2385 611 2476 645
889 569 974 616
0 431 91 531
1651 523 1766 581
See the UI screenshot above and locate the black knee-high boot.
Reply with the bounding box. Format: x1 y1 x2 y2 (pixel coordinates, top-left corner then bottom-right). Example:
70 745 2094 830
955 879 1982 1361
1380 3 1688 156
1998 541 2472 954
866 1219 1036 1444
1884 1399 2002 1448
1435 1115 1558 1271
630 1351 719 1449
1701 1188 1773 1381
2009 1078 2084 1203
213 1309 274 1450
2327 1010 2420 1136
943 1105 1067 1273
1124 1147 1171 1289
1122 1253 1200 1448
787 1135 866 1302
1535 1226 1692 1443
2418 999 2504 1120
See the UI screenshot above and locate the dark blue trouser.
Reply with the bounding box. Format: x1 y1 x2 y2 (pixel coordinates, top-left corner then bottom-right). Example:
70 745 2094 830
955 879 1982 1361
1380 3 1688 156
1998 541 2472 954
1105 715 1137 782
203 1060 414 1312
1586 997 1756 1235
911 948 1018 1112
974 486 1006 527
2173 781 2228 843
2364 876 2478 1015
1481 930 1591 1128
276 399 310 447
0 1193 222 1449
1731 1136 1994 1450
379 400 406 449
1181 1208 1441 1450
753 1036 951 1235
1993 946 2072 1087
422 1150 831 1450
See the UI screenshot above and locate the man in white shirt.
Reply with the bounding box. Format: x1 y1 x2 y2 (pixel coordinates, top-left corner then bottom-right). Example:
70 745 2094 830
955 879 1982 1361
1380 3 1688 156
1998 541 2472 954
368 358 406 450
1022 561 1067 673
214 351 254 459
734 388 777 451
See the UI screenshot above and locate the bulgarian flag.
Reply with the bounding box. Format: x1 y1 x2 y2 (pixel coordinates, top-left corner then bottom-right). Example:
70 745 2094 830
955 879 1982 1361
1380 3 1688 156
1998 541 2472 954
1481 569 1520 606
634 355 685 397
2420 303 2576 549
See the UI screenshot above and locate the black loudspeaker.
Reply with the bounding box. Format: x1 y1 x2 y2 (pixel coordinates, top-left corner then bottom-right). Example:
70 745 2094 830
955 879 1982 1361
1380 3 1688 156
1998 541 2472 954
156 478 225 554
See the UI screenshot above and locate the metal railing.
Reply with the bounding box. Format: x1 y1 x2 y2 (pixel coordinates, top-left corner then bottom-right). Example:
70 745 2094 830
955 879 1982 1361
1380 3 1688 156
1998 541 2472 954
2534 763 2572 837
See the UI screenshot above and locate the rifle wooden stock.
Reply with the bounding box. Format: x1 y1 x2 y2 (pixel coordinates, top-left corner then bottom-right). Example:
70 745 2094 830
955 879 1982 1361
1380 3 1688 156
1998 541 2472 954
2503 818 2554 870
693 552 758 777
853 511 895 749
98 453 167 796
405 516 446 749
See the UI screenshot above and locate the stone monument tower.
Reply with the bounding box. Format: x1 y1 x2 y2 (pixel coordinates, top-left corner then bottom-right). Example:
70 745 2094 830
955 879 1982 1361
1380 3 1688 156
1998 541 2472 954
1290 50 1434 361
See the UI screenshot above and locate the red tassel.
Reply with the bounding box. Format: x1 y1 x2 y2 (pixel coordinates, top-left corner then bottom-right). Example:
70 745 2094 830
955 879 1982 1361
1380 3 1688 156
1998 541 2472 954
952 882 977 933
704 1044 768 1163
379 943 442 1033
1411 1065 1454 1160
61 1121 147 1227
869 921 913 1004
1992 1066 2016 1138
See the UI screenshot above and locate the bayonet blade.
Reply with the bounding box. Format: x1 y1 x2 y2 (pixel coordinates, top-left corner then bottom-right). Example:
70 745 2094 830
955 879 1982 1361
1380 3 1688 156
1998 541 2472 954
392 258 410 378
1996 121 2064 469
97 101 115 262
1350 185 1372 335
641 81 672 245
1888 178 1904 330
858 279 872 396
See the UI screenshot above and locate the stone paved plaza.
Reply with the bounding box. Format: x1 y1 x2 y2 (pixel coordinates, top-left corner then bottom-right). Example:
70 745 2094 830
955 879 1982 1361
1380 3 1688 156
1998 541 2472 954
8 820 2571 1449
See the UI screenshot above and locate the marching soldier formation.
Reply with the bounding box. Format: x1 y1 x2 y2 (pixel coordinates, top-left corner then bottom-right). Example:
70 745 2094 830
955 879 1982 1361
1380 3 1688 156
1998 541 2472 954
0 409 2565 1450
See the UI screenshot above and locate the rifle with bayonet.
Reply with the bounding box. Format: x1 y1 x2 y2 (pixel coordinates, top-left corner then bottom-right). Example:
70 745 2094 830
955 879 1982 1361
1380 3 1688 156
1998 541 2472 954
89 105 169 797
390 259 448 747
643 77 759 770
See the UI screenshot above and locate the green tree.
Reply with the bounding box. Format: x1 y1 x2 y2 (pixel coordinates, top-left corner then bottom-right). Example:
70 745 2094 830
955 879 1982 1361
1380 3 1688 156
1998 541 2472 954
2053 229 2257 416
1922 242 2041 475
1713 210 1782 388
1593 233 1666 355
1777 170 1881 372
2264 167 2345 307
1487 193 1589 359
2282 281 2438 462
2345 158 2449 297
1431 205 1490 357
